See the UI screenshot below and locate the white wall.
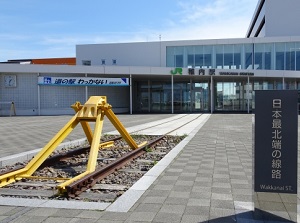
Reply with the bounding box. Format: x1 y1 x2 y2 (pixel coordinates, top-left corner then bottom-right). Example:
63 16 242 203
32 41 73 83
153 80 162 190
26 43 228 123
76 42 161 67
265 0 300 37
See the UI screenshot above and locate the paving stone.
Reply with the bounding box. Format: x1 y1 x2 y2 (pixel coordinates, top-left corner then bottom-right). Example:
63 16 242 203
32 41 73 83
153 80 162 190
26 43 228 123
180 214 209 223
164 197 189 205
127 211 156 222
146 189 169 197
142 196 167 204
69 218 97 223
133 203 162 212
0 206 17 215
193 181 212 187
190 191 212 199
8 215 47 223
209 207 237 219
153 212 182 223
160 176 179 181
101 212 131 221
178 176 197 181
24 208 59 217
155 180 177 185
211 187 232 194
184 206 210 215
210 199 235 209
152 184 174 191
174 180 194 186
42 217 73 223
96 220 123 223
51 209 83 217
187 198 210 207
169 191 190 198
159 204 186 215
76 210 104 219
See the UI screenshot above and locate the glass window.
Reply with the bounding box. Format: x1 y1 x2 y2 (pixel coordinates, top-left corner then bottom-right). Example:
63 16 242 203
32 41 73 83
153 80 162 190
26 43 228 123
203 45 213 68
175 55 183 67
224 45 233 69
101 59 105 65
244 44 253 70
173 82 190 112
233 45 242 69
274 80 283 90
174 47 184 67
286 42 296 71
264 43 272 70
296 42 300 71
166 47 175 67
285 79 296 90
195 46 203 68
254 44 264 70
186 46 194 67
275 42 285 70
82 60 91 66
215 45 223 69
135 81 149 112
187 55 194 67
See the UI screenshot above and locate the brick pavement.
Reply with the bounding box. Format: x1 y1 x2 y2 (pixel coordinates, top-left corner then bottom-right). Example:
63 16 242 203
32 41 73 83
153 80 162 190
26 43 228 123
0 114 298 223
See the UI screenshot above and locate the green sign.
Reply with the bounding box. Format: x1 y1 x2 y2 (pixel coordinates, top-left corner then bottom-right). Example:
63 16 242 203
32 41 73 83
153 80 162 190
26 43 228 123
170 68 182 75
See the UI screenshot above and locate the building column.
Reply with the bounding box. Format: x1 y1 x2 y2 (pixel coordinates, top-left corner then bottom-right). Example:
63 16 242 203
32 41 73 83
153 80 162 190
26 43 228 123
85 73 88 101
171 75 174 114
130 74 132 114
210 75 214 114
190 78 192 112
148 80 151 113
37 73 41 116
247 76 250 114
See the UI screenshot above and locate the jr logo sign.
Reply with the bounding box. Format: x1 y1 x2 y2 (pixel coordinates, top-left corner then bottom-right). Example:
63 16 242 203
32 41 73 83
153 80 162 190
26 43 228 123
170 68 182 75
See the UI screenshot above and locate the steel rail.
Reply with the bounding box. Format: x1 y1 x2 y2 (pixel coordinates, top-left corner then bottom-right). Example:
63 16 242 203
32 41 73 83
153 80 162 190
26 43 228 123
0 114 191 175
41 136 122 167
0 114 203 198
65 135 165 197
0 138 122 176
64 114 203 197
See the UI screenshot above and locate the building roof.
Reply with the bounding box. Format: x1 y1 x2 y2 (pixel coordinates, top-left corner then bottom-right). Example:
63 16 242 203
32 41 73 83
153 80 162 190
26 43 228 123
1 57 76 65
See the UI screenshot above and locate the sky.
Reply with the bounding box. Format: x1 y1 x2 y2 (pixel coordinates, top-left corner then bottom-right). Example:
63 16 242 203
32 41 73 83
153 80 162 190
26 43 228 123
0 0 258 62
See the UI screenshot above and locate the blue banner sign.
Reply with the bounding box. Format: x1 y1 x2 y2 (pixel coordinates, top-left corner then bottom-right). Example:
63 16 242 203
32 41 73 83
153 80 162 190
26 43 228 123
38 77 129 86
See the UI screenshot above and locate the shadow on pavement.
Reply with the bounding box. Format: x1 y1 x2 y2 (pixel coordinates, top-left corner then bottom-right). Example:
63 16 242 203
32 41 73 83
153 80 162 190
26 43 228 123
199 209 295 223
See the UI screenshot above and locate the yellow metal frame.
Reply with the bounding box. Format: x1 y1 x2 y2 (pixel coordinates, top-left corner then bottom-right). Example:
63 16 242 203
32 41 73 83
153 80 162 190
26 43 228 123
0 96 145 193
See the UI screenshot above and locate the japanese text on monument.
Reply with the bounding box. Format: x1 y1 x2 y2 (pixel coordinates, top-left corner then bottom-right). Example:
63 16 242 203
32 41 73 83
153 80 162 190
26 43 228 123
271 99 282 179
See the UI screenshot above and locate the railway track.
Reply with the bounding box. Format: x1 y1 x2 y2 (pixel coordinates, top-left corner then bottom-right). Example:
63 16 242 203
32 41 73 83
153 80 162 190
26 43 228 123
0 114 203 203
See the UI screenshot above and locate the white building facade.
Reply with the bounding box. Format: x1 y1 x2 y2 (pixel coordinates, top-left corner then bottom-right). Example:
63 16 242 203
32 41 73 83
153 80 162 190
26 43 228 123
1 0 300 116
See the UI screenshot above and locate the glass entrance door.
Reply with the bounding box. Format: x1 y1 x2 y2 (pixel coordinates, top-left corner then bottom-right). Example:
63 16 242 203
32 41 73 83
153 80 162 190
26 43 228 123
216 82 235 111
151 90 162 112
193 83 209 112
215 81 248 111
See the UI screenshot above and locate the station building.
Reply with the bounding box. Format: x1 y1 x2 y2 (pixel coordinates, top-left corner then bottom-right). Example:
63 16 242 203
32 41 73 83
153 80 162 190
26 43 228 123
1 0 300 116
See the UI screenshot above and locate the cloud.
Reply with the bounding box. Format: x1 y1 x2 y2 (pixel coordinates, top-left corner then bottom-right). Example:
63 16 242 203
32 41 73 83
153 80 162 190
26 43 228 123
86 0 257 42
0 0 258 61
163 0 256 38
